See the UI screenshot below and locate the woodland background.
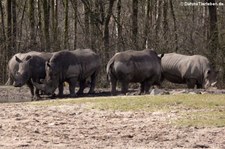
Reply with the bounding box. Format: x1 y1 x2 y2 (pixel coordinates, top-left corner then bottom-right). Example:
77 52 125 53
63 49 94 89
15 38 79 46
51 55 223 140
0 0 225 87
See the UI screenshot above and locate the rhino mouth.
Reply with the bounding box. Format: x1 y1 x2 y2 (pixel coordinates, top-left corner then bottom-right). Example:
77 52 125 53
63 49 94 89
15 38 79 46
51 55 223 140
13 79 26 87
14 82 23 87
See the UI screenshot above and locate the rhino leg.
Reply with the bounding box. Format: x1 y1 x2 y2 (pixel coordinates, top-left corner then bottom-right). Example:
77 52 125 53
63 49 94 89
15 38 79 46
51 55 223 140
110 77 117 95
144 81 151 94
33 88 41 101
68 78 77 97
144 77 158 94
88 72 97 94
121 81 128 95
196 83 203 89
186 78 197 89
77 80 85 95
139 82 145 95
27 81 35 100
58 82 64 97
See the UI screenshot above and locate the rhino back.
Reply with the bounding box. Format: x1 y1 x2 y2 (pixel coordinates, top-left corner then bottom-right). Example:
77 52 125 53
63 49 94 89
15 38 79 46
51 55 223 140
50 50 100 80
162 53 209 83
112 50 161 82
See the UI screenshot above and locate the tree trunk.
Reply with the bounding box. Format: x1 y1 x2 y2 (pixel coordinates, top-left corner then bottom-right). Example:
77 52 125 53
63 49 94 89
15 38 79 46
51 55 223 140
143 0 151 49
0 0 7 83
70 0 77 50
169 0 178 52
38 0 44 50
42 0 50 51
18 0 27 51
63 0 69 49
7 0 12 58
51 0 59 51
29 0 35 46
116 0 123 52
162 0 168 52
0 0 6 43
132 0 138 50
207 0 219 66
82 0 90 48
103 0 115 59
155 0 162 49
50 0 55 50
12 0 17 52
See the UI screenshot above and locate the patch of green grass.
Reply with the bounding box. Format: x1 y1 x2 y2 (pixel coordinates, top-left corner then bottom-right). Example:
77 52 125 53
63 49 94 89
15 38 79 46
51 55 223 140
31 94 225 111
176 110 225 127
88 94 225 112
30 94 225 127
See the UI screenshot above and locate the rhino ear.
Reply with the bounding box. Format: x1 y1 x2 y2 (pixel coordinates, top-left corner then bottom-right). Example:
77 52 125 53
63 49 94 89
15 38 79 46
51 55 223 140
207 70 211 75
25 55 32 61
15 56 22 63
158 53 164 59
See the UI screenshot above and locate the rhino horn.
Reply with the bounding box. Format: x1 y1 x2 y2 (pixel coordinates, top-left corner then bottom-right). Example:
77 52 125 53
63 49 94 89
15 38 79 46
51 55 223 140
211 81 217 87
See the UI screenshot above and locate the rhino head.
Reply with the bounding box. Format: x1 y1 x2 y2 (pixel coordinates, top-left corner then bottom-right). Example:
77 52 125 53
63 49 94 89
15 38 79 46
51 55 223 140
203 68 219 89
14 55 32 87
33 61 59 94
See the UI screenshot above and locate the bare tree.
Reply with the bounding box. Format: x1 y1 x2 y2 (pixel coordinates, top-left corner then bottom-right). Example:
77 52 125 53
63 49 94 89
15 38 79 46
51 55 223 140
70 0 77 50
207 0 219 66
43 0 50 51
12 0 17 52
0 0 6 43
82 0 91 48
6 0 12 57
162 0 169 52
29 0 35 46
169 0 178 52
63 0 69 49
116 0 123 52
132 0 138 50
0 0 7 82
103 0 115 59
38 0 44 50
143 0 151 49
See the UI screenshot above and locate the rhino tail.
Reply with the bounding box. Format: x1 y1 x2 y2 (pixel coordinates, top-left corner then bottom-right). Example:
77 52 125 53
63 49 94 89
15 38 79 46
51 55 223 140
106 58 115 81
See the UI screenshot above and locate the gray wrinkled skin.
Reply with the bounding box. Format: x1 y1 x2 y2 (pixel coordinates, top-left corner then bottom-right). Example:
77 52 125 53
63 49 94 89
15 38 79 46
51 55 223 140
34 49 101 97
106 49 164 95
161 53 218 89
13 52 53 100
5 51 41 86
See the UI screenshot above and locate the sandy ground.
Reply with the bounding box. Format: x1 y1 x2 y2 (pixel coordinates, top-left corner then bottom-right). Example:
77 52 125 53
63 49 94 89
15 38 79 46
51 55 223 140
0 86 225 148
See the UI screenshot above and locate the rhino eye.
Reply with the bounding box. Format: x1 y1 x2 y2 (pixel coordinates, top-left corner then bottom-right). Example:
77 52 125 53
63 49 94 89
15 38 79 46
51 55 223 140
207 70 211 75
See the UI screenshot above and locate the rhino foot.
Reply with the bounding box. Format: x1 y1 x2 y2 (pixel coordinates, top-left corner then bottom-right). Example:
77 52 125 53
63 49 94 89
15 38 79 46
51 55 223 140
50 93 57 99
69 93 77 98
32 95 41 101
88 90 95 94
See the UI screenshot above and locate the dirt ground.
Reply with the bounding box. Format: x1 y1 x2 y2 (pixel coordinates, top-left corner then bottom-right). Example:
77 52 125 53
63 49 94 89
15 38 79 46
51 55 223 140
0 86 225 148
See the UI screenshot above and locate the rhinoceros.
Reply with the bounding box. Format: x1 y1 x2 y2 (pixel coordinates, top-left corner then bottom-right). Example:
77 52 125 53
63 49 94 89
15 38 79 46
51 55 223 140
14 52 53 100
106 49 164 95
5 51 41 86
161 53 218 88
33 49 101 97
